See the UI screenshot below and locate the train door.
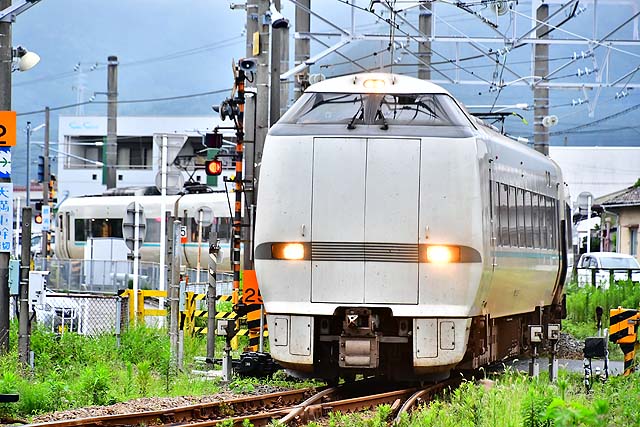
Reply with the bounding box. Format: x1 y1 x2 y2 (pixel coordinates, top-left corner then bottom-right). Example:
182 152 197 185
311 137 366 303
489 168 496 273
364 138 420 304
310 137 420 304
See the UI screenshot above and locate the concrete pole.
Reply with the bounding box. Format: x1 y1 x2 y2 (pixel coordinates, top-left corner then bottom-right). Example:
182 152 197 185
25 121 30 206
418 3 432 80
533 4 550 156
294 0 310 100
106 56 118 189
254 0 270 186
170 219 182 367
18 207 31 365
41 107 50 257
243 0 259 269
206 230 218 364
0 0 12 353
269 2 282 126
280 26 290 117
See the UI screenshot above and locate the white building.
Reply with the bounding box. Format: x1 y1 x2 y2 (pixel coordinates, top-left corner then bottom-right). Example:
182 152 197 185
57 116 235 198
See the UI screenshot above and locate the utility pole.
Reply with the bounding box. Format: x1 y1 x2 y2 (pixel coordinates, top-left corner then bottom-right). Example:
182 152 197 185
106 55 118 189
294 0 310 100
18 207 31 365
0 0 12 353
254 0 270 188
533 4 549 156
41 106 49 257
418 2 432 80
269 0 289 125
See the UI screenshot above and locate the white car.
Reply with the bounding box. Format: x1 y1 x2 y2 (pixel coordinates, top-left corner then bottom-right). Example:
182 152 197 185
33 291 81 333
576 252 640 288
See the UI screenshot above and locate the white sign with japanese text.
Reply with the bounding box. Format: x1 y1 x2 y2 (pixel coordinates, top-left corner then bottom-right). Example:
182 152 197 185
0 183 12 252
42 205 51 231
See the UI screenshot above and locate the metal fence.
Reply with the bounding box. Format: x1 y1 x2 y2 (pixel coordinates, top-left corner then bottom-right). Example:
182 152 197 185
34 257 164 294
34 257 234 295
577 267 640 288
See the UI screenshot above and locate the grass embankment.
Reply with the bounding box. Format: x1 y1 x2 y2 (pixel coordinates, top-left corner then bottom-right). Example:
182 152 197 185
0 324 314 421
326 371 640 427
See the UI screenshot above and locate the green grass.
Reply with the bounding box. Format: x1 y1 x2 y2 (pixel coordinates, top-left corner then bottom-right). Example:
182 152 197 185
328 370 640 427
0 322 270 421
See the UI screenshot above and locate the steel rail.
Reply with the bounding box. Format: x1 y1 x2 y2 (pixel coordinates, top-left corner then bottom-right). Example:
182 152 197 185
23 388 315 427
392 377 463 425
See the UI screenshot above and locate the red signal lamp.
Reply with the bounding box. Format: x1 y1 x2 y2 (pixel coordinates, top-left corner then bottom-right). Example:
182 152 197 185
205 160 223 176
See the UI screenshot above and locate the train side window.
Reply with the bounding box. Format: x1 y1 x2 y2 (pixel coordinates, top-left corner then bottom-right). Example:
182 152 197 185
145 218 161 242
516 188 525 247
524 191 533 248
550 198 557 249
539 195 547 249
508 186 518 246
215 217 231 241
499 183 509 246
532 194 540 248
190 218 212 242
544 197 553 249
74 219 86 242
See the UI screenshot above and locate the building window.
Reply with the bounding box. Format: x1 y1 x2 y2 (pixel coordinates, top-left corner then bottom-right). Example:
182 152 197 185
631 227 638 256
117 136 153 169
65 136 103 169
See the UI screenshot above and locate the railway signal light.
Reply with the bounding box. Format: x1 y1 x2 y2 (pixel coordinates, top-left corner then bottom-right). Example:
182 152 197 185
37 155 45 183
205 160 223 176
34 201 43 224
203 131 224 149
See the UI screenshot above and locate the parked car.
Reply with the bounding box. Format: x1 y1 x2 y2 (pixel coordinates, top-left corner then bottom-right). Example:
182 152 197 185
33 290 81 333
30 233 56 258
576 252 640 288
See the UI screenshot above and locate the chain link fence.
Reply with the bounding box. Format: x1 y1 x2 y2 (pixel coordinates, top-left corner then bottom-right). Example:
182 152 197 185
34 257 164 294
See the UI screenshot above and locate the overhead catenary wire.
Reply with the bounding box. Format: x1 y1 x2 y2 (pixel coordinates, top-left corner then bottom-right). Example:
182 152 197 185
17 88 232 117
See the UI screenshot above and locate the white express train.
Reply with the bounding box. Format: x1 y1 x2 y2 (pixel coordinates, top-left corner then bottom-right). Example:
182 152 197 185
254 73 570 381
55 186 234 270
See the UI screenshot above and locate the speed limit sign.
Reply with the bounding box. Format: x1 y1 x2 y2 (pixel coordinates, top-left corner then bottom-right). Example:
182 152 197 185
180 225 187 244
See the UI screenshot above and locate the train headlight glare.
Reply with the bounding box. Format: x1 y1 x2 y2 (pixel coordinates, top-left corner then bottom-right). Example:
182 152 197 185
363 79 385 90
272 243 305 260
426 245 460 263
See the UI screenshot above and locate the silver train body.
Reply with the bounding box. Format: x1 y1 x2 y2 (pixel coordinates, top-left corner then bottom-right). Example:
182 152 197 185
254 73 569 381
55 190 234 270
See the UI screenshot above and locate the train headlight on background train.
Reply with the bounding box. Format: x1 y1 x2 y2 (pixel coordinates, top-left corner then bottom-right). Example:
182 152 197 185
425 245 461 263
271 243 305 260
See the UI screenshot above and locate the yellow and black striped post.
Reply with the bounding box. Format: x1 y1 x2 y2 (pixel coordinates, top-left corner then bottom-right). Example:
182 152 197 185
609 307 640 376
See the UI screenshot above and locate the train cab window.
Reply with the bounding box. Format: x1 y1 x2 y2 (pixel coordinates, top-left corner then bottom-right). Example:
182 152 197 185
279 92 472 128
74 219 86 242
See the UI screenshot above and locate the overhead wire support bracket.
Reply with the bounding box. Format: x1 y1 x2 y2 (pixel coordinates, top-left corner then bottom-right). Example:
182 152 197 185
0 0 41 22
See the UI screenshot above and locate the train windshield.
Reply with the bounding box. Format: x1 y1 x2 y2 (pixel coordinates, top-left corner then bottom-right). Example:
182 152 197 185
280 92 472 128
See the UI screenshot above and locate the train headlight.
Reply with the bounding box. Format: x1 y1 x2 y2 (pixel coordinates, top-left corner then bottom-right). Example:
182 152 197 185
425 245 461 263
363 79 385 90
271 243 305 260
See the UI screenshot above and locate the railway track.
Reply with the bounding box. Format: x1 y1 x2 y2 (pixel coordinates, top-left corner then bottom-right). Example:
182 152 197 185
24 378 462 427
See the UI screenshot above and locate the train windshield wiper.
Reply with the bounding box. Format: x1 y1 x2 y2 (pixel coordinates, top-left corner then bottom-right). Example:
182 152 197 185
376 109 389 130
347 105 364 129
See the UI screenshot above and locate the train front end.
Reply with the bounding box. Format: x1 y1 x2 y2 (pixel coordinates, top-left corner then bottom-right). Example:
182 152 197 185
254 73 487 381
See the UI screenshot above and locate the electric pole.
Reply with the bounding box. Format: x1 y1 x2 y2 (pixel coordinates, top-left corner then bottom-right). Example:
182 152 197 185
294 0 310 100
533 4 550 156
269 0 289 125
418 2 432 80
0 0 12 353
41 106 49 257
106 55 118 188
